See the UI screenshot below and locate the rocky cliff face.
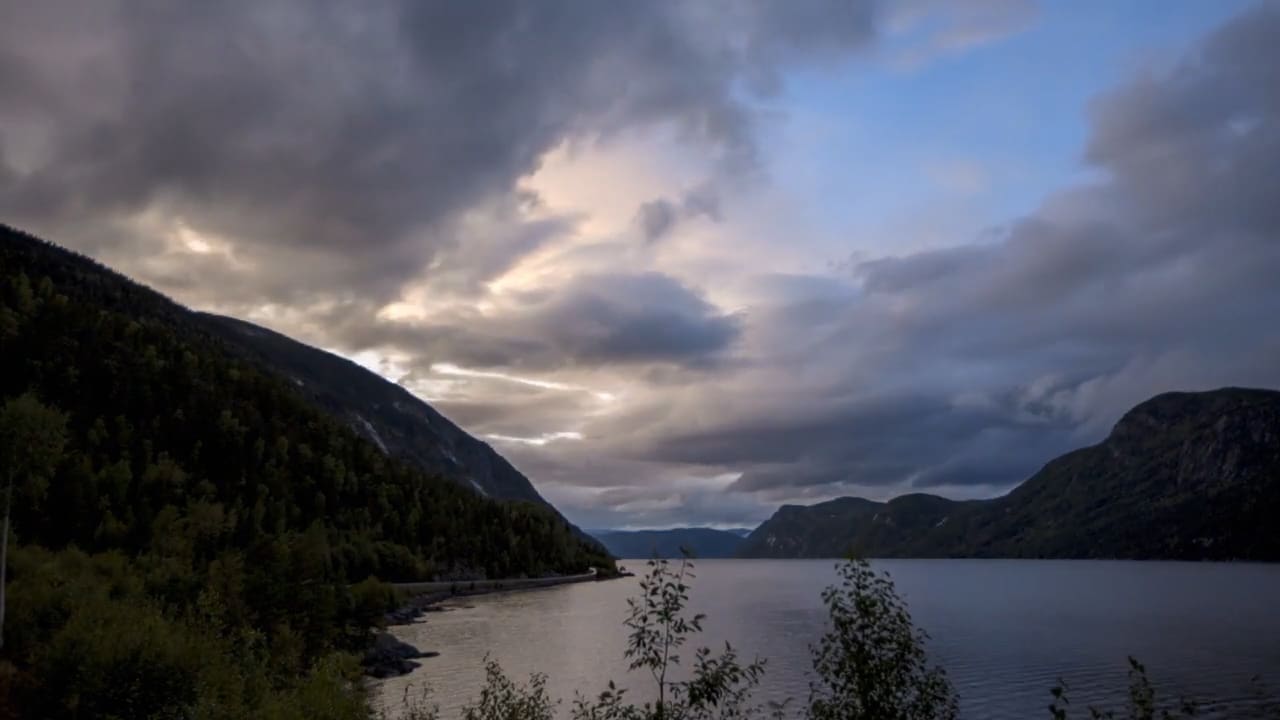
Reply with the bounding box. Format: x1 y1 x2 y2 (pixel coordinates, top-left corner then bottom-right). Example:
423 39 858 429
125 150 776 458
201 314 557 509
739 388 1280 560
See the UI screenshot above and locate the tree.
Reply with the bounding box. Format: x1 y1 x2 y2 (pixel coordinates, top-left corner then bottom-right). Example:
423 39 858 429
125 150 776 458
808 558 959 720
0 393 67 649
573 555 777 720
623 556 703 716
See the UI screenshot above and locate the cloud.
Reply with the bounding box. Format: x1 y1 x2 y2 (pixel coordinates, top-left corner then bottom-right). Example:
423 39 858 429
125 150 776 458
529 272 743 367
883 0 1037 69
5 1 1279 529
0 0 878 303
614 3 1280 508
636 200 679 244
635 184 724 243
308 271 743 373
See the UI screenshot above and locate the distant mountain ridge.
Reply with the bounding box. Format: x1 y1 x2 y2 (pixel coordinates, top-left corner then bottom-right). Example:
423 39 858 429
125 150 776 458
591 527 748 558
740 388 1280 560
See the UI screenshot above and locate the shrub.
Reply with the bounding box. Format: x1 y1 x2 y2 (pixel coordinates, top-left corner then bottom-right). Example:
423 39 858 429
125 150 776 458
808 558 958 720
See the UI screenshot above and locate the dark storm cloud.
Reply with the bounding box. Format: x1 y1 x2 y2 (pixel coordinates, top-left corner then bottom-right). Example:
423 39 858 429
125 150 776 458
531 272 742 367
0 0 877 301
615 4 1280 505
640 388 1076 494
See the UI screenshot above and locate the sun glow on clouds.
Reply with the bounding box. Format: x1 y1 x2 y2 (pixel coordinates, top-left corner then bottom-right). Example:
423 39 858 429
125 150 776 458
165 218 242 261
430 363 616 403
522 136 710 239
485 431 585 446
176 225 213 254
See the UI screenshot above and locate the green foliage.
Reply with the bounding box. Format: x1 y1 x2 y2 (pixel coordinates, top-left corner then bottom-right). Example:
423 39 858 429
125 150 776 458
808 558 958 720
351 576 401 627
0 392 69 651
372 659 556 720
35 594 213 718
461 658 557 720
623 557 705 711
256 655 370 720
2 544 370 720
573 556 777 720
0 393 67 505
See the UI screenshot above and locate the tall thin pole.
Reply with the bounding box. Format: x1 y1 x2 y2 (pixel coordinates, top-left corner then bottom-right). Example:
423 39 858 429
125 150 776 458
0 471 12 650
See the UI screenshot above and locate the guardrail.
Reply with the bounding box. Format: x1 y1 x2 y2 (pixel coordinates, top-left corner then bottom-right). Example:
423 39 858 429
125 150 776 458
390 569 598 597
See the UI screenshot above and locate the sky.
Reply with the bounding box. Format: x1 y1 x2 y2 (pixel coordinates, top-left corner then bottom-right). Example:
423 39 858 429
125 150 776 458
3 0 1279 529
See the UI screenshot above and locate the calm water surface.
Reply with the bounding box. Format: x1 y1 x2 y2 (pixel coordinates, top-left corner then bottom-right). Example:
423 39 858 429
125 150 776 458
375 560 1280 719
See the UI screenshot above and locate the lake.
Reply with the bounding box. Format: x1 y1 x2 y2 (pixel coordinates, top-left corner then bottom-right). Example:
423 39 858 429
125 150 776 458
374 560 1280 719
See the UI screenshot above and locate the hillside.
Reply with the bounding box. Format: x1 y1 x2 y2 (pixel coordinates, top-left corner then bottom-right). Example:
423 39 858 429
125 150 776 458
200 314 556 509
0 224 613 717
591 527 747 559
740 388 1280 560
0 223 608 577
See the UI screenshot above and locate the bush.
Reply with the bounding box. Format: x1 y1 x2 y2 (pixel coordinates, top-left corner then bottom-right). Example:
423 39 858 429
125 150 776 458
32 596 215 719
350 576 400 626
0 546 370 720
808 559 958 720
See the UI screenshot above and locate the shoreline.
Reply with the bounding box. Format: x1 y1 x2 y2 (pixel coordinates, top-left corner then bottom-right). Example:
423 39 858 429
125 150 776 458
365 569 631 679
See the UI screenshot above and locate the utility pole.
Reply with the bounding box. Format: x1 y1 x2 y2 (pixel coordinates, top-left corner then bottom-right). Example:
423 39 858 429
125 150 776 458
0 469 11 650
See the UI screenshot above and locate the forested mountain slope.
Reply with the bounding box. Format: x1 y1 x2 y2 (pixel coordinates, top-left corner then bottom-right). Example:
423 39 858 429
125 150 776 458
200 313 556 509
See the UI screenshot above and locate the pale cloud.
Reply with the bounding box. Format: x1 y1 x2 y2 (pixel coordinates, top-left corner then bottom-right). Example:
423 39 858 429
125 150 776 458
431 363 615 403
883 0 1038 69
486 431 585 447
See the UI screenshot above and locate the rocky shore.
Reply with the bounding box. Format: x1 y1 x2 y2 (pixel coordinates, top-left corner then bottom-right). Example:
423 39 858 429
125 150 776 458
363 631 441 679
365 569 618 678
383 590 452 627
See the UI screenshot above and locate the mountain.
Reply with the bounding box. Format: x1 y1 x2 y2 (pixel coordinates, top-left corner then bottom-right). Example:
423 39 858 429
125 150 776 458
200 313 556 509
740 388 1280 560
5 223 585 524
0 222 614 580
591 528 748 559
739 494 975 559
